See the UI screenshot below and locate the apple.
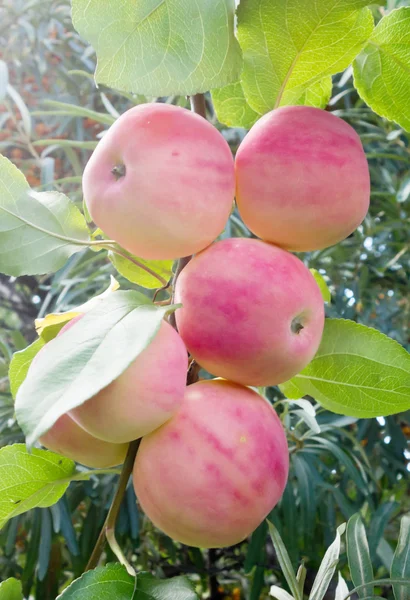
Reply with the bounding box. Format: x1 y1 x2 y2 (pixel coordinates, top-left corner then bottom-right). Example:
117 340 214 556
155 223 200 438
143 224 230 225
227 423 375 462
174 238 324 386
40 413 127 468
68 319 188 443
133 379 289 548
235 106 370 251
83 103 235 260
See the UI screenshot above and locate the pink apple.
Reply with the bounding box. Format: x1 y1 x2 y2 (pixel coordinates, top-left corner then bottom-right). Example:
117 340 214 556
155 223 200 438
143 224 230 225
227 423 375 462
83 103 235 260
174 238 325 386
235 106 370 251
40 413 127 468
133 379 289 548
68 319 188 443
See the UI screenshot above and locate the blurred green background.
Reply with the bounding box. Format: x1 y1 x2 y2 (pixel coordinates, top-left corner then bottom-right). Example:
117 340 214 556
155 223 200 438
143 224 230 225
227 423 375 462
0 1 409 599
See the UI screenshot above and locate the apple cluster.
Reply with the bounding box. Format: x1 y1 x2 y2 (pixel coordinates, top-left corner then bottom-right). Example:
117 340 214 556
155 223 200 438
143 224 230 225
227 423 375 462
37 103 370 548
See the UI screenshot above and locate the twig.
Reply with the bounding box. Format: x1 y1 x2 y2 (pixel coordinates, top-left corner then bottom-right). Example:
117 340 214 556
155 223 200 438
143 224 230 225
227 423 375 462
85 439 141 574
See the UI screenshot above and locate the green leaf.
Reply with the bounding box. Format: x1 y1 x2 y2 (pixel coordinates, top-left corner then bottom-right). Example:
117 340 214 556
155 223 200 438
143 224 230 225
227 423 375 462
212 82 261 128
391 515 410 600
9 338 45 399
0 155 91 276
71 0 242 97
236 0 374 114
280 319 410 418
308 523 346 600
134 573 198 599
57 563 135 599
267 521 301 600
310 269 331 303
346 514 374 598
293 77 333 109
109 250 173 289
0 444 75 529
0 578 23 600
368 502 398 563
15 291 178 447
57 565 198 600
353 7 410 131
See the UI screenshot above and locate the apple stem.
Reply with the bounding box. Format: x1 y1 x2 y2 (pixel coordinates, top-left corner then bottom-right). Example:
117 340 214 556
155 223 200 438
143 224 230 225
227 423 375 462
85 438 141 574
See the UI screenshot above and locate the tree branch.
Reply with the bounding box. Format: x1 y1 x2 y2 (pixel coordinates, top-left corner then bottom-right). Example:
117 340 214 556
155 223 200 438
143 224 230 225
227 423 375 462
85 439 141 574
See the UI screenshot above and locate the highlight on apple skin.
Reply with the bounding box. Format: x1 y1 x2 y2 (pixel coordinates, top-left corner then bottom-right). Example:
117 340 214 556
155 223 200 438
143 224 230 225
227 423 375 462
175 237 325 387
83 103 235 261
235 105 370 252
40 413 128 468
69 320 188 444
133 379 289 548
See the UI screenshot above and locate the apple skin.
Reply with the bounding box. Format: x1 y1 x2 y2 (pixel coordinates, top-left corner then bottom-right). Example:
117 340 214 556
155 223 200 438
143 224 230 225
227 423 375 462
83 103 235 260
235 106 370 251
133 379 289 548
69 320 188 444
174 238 325 387
39 413 127 468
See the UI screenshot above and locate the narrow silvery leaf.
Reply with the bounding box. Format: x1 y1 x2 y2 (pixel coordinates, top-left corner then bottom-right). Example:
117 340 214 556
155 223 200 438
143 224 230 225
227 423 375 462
0 61 8 101
308 523 346 600
335 572 350 600
391 515 410 600
268 521 301 600
346 514 374 598
292 409 321 434
269 586 295 600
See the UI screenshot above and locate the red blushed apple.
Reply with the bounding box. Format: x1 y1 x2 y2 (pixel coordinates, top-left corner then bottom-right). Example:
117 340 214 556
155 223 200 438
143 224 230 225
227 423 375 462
235 106 370 251
133 379 289 548
175 238 325 387
40 413 127 468
83 103 235 261
69 320 188 444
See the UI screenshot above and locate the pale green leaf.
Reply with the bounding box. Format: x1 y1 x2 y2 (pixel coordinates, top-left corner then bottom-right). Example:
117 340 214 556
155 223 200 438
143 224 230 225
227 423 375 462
109 250 173 289
15 291 178 447
9 338 45 399
308 523 346 600
71 0 242 96
391 515 410 600
0 155 91 276
353 7 410 131
237 0 374 114
346 514 374 598
0 578 23 600
0 444 75 529
310 269 331 303
212 82 261 128
280 319 410 418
